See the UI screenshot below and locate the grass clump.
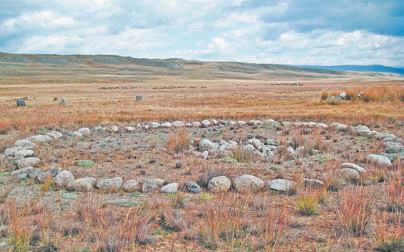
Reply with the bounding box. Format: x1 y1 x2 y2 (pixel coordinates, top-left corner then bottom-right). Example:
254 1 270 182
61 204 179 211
375 237 404 252
167 128 190 152
297 193 319 216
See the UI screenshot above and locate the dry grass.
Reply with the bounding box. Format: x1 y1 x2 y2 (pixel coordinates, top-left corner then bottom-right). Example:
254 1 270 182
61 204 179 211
167 128 190 153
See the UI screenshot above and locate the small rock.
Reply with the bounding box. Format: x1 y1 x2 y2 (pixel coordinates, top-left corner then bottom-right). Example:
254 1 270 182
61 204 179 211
175 162 182 169
14 149 34 159
161 122 172 128
110 125 120 132
122 179 141 192
208 176 231 193
234 174 265 193
96 177 122 191
303 179 324 188
67 177 96 192
367 154 392 167
49 167 60 177
27 135 53 143
341 163 366 173
142 178 164 193
160 183 178 193
125 126 135 132
53 170 75 188
202 151 209 160
16 157 40 168
149 122 160 128
200 139 219 151
46 131 63 139
267 179 296 192
201 120 211 128
192 121 202 127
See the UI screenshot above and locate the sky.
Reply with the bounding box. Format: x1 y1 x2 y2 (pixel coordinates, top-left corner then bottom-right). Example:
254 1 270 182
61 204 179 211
0 0 403 66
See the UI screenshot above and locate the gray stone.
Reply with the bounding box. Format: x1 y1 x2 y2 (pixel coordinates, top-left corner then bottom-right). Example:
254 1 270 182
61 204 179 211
248 138 263 151
172 121 185 127
160 183 178 193
77 128 91 136
4 147 25 157
265 119 279 127
49 167 60 177
96 177 123 191
125 126 135 132
149 122 160 128
192 121 202 127
161 122 172 128
67 177 96 192
181 181 201 194
53 170 75 188
14 139 36 149
14 149 34 159
109 125 120 133
202 151 209 160
234 174 265 193
201 120 211 127
341 163 366 173
208 176 231 193
238 120 247 126
122 179 141 192
16 157 40 168
46 131 63 139
367 154 392 167
267 179 296 192
11 167 34 177
265 138 279 146
27 135 53 143
200 139 219 151
352 125 371 135
60 96 68 105
142 178 164 193
262 146 275 161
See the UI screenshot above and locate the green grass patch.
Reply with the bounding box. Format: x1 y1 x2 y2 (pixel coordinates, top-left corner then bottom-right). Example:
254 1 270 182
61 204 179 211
199 193 214 200
76 160 95 167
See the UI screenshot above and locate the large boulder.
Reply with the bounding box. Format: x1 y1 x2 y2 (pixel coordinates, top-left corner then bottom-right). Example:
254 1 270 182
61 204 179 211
233 174 264 193
267 179 296 192
172 121 185 127
53 171 74 187
208 176 231 193
142 178 164 193
336 168 359 180
77 128 91 136
15 149 34 159
122 179 141 192
367 154 392 167
96 177 122 191
201 120 211 128
200 139 219 152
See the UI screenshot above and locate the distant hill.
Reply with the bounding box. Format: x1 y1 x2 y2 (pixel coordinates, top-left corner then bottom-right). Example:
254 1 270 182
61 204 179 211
0 52 402 84
294 65 404 75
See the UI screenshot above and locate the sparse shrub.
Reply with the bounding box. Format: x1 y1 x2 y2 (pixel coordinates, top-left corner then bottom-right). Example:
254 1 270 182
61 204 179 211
337 187 373 236
167 128 190 152
230 146 255 162
297 193 319 216
384 171 403 212
159 209 187 232
375 237 404 252
320 90 328 101
7 203 31 252
40 177 53 192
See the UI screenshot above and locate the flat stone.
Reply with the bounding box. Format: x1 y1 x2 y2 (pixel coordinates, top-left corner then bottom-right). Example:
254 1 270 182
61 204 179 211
341 163 366 173
14 139 36 149
172 121 185 127
67 177 96 192
27 135 53 143
46 131 63 139
267 179 296 192
77 128 91 136
336 168 360 179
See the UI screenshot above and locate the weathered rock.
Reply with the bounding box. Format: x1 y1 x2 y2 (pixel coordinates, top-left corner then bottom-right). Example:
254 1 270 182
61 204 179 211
14 139 36 149
14 149 34 159
200 139 219 151
192 121 202 127
122 179 141 192
11 167 34 177
27 135 53 143
265 138 279 146
110 125 120 132
341 163 366 173
303 179 324 188
46 131 63 139
367 154 392 167
4 147 24 157
201 120 211 128
267 179 296 192
67 177 96 192
262 146 275 161
181 181 201 194
142 178 164 193
16 157 40 168
149 122 160 128
77 128 91 136
208 176 231 193
172 121 185 127
336 168 360 180
352 125 371 135
53 170 75 188
234 174 265 193
49 167 60 177
160 183 178 193
238 120 247 126
265 119 279 127
96 177 123 191
248 138 263 151
161 122 172 128
125 126 135 132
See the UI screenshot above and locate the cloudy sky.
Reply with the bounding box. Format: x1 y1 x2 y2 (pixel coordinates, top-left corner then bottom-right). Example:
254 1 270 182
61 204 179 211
0 0 403 66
